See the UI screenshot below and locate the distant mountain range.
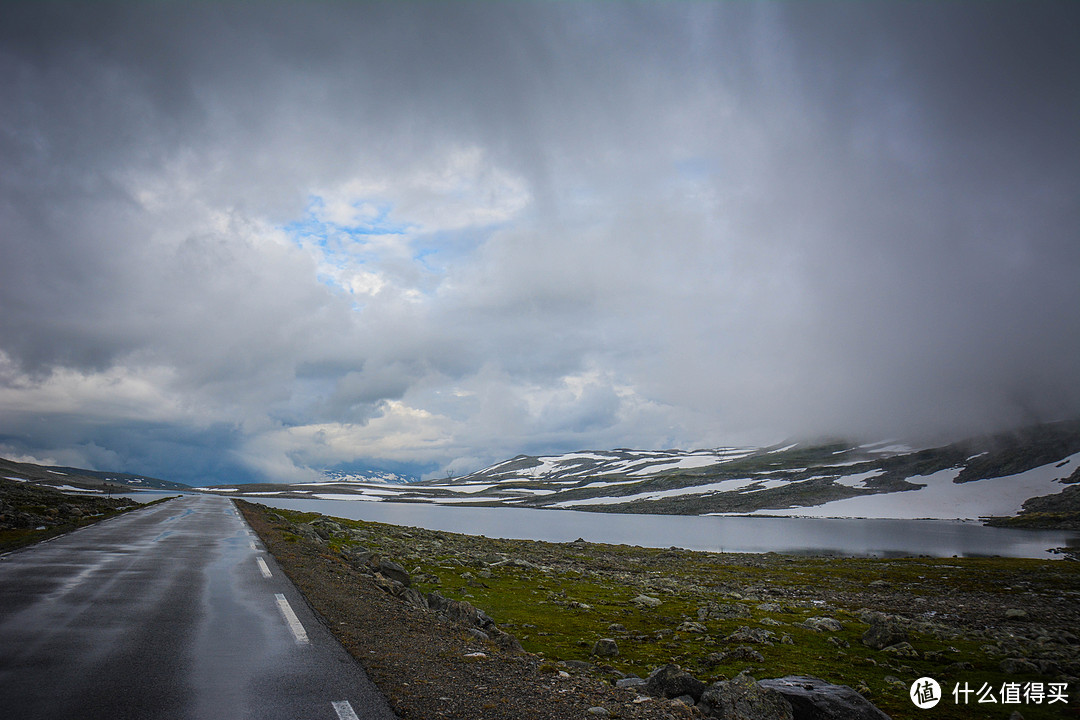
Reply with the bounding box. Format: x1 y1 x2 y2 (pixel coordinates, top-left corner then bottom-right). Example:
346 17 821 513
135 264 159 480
201 419 1080 522
0 457 191 493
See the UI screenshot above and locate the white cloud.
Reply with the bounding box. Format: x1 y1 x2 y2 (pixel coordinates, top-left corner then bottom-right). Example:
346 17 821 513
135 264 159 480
1 3 1077 484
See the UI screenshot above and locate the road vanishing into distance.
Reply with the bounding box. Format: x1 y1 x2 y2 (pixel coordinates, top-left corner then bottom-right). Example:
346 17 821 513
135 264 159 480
0 494 397 720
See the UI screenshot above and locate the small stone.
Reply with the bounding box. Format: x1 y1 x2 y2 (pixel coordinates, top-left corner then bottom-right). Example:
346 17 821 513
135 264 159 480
633 594 662 608
1004 608 1029 620
586 707 610 717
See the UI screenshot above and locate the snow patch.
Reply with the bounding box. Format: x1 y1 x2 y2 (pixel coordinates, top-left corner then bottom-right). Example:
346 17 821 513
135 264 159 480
744 453 1080 520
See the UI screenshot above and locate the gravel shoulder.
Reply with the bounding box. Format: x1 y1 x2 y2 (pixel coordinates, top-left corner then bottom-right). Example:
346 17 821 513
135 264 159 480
237 500 696 720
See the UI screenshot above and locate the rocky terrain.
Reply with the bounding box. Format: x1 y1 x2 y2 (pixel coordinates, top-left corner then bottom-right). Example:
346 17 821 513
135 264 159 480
238 500 1080 720
0 477 161 552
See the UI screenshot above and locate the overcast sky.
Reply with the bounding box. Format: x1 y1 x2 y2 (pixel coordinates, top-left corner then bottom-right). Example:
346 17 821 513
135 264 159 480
2 2 1078 484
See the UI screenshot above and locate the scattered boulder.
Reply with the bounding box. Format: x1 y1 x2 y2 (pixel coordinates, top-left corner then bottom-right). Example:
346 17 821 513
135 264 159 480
291 523 324 544
999 658 1040 675
699 601 753 620
678 621 708 634
882 641 919 659
444 599 494 630
633 594 663 608
490 628 524 653
757 676 891 720
311 518 344 537
340 545 373 565
616 677 647 689
375 558 411 586
1004 608 1029 620
425 589 450 612
707 646 765 666
800 617 843 633
725 626 776 645
645 664 707 703
592 638 619 657
862 617 908 650
698 673 794 720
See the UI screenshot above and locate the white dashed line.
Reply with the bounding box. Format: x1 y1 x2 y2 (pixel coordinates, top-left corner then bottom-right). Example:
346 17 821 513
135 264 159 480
256 557 272 578
331 700 360 720
249 541 258 550
274 593 309 645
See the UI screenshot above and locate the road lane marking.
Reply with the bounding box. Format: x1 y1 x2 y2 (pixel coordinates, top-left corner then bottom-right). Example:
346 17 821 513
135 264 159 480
256 557 272 578
249 540 258 550
274 593 309 645
332 700 360 720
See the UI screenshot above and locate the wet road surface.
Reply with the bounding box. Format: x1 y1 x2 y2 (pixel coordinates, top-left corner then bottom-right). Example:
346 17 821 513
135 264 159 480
0 494 398 720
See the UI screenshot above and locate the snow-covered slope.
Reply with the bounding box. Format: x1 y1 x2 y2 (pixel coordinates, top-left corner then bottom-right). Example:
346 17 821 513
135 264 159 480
207 419 1080 521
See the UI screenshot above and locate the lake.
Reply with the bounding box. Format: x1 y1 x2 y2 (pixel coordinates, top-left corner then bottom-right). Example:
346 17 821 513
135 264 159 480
248 497 1079 559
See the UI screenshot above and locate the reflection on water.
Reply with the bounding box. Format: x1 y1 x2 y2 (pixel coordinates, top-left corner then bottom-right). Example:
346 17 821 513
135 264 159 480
251 497 1079 559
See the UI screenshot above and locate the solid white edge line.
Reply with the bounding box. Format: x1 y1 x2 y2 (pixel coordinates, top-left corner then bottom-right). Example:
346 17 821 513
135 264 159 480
256 557 272 578
274 593 309 645
331 700 361 720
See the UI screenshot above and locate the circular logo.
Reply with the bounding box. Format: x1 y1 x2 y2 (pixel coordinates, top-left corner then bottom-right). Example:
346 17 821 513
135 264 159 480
910 677 941 709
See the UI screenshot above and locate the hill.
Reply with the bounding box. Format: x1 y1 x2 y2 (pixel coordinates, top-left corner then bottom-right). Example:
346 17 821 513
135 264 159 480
0 457 191 494
204 420 1080 523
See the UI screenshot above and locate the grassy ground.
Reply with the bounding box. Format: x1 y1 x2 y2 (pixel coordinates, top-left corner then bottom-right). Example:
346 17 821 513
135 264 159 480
262 505 1080 720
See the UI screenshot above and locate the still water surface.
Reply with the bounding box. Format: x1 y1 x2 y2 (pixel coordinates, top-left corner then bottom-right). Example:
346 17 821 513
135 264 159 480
245 497 1079 559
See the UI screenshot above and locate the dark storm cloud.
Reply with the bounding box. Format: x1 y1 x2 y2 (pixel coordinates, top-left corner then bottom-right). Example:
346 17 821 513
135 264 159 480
0 2 1077 481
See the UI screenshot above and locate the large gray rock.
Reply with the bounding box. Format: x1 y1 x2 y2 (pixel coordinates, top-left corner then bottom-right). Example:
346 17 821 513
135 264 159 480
291 523 325 544
700 602 753 620
725 626 776 644
633 594 662 608
444 598 495 629
757 676 891 720
374 558 411 586
311 518 345 538
645 664 707 703
800 617 843 633
592 638 619 657
862 617 908 650
698 673 794 720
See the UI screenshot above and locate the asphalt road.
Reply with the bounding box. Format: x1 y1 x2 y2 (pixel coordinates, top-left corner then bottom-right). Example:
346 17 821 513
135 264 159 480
0 494 398 720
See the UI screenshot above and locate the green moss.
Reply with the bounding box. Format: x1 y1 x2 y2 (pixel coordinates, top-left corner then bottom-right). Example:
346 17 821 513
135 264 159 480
260 506 1078 720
